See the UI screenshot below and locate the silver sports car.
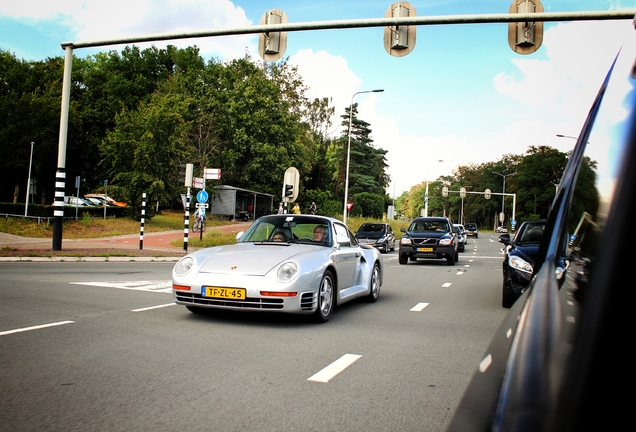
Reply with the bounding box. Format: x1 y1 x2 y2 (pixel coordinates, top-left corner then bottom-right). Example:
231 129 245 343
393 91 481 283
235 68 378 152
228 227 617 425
172 214 383 322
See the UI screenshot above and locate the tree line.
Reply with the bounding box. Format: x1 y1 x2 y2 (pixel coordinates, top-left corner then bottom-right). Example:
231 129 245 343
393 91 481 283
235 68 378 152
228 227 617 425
0 45 389 218
1 45 597 227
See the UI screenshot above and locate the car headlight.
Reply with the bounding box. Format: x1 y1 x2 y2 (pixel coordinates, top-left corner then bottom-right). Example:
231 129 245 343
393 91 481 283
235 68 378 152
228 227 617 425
439 238 452 246
277 262 299 282
400 237 412 245
375 236 386 244
174 257 194 276
509 255 533 274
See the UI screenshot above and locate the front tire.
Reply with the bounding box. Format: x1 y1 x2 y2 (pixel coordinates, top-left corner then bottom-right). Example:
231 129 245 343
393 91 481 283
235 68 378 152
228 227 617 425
447 251 456 266
365 263 381 302
313 270 335 323
502 279 515 308
399 254 408 265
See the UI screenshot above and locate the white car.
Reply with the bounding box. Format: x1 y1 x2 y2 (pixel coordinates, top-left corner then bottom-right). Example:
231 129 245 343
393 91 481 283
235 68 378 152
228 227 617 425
172 214 383 323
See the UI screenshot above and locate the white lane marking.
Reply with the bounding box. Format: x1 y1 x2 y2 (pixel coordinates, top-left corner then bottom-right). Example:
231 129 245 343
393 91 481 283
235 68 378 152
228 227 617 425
464 264 470 268
71 280 172 293
131 303 176 312
0 321 74 337
456 271 464 275
506 328 513 338
410 302 429 312
479 354 492 373
308 354 362 383
469 259 474 262
442 282 452 288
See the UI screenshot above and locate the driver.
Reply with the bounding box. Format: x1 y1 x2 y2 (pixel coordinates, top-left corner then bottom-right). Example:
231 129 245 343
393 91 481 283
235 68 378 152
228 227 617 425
313 225 328 242
272 232 287 242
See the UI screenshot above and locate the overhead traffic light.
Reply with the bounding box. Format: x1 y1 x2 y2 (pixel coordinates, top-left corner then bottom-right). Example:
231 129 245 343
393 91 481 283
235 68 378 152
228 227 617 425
384 2 417 57
258 9 288 62
508 0 543 55
284 184 294 198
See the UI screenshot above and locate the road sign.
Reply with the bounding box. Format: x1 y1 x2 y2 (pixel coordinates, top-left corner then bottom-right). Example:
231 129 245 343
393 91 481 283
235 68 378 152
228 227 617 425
195 203 209 208
346 202 354 211
192 177 204 189
204 168 221 180
197 190 209 203
511 219 517 227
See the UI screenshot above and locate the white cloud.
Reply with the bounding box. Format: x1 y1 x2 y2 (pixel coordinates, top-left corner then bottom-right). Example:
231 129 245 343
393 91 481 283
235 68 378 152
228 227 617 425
1 0 257 59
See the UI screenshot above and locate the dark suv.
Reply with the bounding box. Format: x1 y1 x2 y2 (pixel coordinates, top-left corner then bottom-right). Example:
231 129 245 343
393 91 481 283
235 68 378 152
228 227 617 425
464 223 478 238
398 217 458 265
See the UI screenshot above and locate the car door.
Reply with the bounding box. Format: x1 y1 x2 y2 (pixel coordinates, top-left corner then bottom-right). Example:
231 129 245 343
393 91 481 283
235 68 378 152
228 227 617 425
331 222 362 290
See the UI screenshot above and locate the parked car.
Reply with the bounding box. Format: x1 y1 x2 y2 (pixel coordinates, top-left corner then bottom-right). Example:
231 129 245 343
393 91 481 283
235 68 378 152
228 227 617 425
61 196 94 207
398 217 458 265
84 196 114 206
495 225 508 233
499 219 546 308
84 193 127 207
354 222 395 253
172 214 383 323
447 37 634 432
454 223 467 252
464 222 478 238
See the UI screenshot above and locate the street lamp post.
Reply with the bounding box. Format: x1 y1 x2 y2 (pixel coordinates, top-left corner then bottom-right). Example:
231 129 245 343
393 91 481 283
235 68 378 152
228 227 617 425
24 141 35 217
492 171 517 224
343 88 384 224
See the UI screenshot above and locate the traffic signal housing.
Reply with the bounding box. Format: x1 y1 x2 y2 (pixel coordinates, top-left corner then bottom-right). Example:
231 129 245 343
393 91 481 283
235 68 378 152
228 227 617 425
284 184 294 198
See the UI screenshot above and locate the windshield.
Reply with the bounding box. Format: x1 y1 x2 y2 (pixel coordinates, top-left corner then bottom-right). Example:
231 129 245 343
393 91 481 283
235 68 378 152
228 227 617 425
239 215 332 245
408 220 450 233
358 223 385 233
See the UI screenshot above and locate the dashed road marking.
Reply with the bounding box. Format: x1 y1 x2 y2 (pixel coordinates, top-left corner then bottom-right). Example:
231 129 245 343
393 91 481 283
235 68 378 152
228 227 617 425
410 302 430 312
71 280 172 293
308 354 362 383
1 321 74 337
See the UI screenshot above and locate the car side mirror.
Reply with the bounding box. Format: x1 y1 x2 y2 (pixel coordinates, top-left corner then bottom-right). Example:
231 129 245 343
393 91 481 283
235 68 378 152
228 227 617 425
498 233 511 244
400 228 407 233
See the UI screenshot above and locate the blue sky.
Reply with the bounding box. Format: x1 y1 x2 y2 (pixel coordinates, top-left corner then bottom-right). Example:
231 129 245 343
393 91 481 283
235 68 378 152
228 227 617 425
1 1 634 196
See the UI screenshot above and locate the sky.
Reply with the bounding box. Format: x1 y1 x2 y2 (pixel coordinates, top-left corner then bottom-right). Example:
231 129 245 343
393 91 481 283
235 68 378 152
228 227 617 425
1 0 634 197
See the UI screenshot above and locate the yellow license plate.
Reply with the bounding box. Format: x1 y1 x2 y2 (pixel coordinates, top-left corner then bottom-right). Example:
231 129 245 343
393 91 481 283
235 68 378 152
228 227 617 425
204 286 246 300
417 247 433 252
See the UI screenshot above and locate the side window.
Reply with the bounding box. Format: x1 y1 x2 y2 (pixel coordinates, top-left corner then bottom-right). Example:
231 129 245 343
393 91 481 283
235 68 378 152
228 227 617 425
333 223 352 247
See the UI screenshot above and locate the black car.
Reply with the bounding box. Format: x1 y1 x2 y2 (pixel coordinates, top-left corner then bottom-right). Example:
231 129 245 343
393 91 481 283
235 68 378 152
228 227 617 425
499 219 546 308
464 222 478 238
398 217 458 265
354 222 395 253
447 39 634 431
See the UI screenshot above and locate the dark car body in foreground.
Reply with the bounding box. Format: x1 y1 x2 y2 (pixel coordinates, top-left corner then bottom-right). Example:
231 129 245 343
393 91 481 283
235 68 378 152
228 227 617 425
499 219 546 308
354 222 395 253
447 39 634 431
398 217 458 265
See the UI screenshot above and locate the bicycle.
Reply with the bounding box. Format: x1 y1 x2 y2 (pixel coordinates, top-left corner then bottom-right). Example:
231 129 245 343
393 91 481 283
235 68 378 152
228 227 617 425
192 216 206 233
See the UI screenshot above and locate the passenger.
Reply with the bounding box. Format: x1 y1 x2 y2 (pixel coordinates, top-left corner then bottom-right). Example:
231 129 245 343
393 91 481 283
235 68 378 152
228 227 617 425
272 232 287 242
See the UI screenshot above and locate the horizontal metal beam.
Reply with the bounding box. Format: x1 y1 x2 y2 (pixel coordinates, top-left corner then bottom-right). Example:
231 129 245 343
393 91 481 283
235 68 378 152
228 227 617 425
62 10 635 50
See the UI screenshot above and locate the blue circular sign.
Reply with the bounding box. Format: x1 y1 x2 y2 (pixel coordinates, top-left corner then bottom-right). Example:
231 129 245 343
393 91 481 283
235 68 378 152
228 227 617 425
197 190 209 203
511 219 517 227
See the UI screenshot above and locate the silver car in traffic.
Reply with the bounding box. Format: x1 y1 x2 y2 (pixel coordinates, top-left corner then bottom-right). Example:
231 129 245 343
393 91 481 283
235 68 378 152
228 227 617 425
172 214 383 322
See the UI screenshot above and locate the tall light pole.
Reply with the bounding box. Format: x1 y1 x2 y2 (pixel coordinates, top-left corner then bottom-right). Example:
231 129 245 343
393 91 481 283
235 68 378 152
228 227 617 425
343 88 384 224
24 141 35 217
424 160 443 217
493 171 516 223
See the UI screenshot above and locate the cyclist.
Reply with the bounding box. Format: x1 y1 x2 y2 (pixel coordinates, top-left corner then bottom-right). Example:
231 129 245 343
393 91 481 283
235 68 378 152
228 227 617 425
194 206 206 231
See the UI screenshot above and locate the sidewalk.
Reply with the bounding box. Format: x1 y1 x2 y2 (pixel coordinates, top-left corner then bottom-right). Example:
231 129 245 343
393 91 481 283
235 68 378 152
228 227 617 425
0 222 252 262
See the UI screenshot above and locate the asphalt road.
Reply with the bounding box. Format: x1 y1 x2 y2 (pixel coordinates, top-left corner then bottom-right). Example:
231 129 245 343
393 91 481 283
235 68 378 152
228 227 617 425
0 234 509 432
